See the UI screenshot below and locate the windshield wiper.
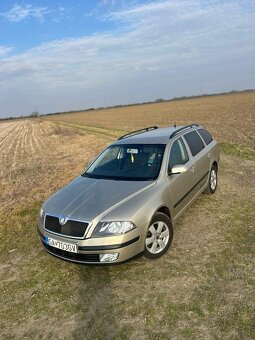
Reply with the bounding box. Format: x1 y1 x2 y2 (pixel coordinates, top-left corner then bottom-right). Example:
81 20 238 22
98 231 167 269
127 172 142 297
82 173 155 181
82 173 102 179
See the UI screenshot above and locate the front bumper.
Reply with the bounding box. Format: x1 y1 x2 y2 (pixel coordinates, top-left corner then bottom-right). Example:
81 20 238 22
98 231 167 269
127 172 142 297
37 227 144 264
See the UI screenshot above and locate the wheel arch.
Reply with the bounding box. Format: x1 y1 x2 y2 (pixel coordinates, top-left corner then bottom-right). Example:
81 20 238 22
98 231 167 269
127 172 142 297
155 205 172 221
212 160 218 171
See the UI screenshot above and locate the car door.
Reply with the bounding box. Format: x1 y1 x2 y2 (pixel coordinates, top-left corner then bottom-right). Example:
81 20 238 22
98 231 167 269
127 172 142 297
183 130 210 196
167 137 196 219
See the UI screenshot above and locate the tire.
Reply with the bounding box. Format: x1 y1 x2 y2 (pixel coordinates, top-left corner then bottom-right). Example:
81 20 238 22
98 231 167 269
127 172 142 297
203 164 218 194
144 212 173 259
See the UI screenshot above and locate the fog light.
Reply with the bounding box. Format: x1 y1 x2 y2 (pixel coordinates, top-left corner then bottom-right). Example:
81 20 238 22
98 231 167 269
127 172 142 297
99 253 119 262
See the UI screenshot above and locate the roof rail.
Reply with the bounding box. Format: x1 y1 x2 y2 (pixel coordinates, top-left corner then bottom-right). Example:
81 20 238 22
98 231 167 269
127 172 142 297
169 124 199 139
118 126 158 140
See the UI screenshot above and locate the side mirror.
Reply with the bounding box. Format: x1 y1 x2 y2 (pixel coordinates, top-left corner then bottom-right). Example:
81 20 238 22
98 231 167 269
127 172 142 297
170 164 188 175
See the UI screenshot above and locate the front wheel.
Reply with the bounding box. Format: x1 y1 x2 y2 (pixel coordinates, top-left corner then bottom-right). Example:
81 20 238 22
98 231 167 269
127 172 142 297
144 212 173 259
204 165 218 194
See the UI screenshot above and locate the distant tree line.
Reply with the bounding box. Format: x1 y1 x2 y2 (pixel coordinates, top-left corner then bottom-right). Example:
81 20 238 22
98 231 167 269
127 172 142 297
1 89 254 121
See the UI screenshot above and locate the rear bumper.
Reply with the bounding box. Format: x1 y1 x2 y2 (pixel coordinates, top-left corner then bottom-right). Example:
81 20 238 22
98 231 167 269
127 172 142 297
38 228 144 264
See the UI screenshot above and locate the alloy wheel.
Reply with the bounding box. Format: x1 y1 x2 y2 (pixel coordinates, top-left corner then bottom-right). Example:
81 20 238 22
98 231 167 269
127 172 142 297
145 221 170 254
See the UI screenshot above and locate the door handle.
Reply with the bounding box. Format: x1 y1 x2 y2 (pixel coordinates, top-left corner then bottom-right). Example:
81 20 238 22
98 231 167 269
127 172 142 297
190 167 195 172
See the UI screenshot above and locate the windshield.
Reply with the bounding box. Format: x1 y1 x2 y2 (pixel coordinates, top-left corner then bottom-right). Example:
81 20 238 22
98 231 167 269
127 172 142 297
83 144 165 181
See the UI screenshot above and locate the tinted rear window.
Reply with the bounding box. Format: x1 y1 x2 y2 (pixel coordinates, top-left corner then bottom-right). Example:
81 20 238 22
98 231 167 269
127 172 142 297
198 128 213 145
184 131 205 156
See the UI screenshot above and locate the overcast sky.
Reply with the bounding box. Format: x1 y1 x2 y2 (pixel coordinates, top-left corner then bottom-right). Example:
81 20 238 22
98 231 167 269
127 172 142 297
0 0 255 118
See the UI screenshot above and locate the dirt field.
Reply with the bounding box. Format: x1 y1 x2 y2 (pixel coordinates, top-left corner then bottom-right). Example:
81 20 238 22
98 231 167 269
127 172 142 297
45 91 255 149
0 92 255 339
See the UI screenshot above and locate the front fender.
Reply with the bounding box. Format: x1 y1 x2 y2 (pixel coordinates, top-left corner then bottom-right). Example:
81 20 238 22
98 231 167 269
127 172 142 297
101 180 172 232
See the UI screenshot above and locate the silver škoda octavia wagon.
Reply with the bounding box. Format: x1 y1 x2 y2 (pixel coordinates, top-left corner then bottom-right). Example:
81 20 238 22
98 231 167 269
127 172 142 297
38 124 219 264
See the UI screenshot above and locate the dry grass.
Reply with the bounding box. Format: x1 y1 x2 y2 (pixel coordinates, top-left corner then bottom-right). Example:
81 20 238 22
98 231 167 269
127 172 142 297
0 92 255 339
0 119 107 210
46 123 77 136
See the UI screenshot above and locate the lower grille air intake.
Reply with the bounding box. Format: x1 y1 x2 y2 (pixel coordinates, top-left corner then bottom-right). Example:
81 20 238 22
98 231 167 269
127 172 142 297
43 242 100 262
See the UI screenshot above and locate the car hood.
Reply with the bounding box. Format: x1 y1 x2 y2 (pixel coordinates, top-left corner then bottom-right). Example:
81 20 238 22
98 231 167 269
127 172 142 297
44 176 155 221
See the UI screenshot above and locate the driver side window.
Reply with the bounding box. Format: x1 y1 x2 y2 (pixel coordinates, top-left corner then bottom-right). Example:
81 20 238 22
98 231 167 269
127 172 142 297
169 138 189 170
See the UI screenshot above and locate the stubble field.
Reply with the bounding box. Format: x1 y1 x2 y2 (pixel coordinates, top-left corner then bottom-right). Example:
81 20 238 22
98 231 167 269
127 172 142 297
0 91 254 339
45 91 255 149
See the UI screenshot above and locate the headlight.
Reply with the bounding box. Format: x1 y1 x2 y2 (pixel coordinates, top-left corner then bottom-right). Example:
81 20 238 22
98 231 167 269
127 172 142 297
93 221 136 237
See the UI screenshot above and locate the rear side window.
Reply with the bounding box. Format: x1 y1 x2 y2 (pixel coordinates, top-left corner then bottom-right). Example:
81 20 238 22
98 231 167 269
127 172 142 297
169 138 189 169
198 128 213 145
184 131 205 156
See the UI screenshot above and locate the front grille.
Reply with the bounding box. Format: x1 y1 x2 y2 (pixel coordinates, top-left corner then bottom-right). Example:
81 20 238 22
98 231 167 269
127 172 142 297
43 242 100 262
45 215 89 238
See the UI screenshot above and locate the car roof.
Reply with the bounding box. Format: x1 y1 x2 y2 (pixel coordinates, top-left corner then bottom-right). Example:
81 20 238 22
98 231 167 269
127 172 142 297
112 125 202 145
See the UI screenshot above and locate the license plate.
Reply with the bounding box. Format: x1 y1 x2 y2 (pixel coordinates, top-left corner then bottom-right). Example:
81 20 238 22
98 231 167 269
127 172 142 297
45 236 77 253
